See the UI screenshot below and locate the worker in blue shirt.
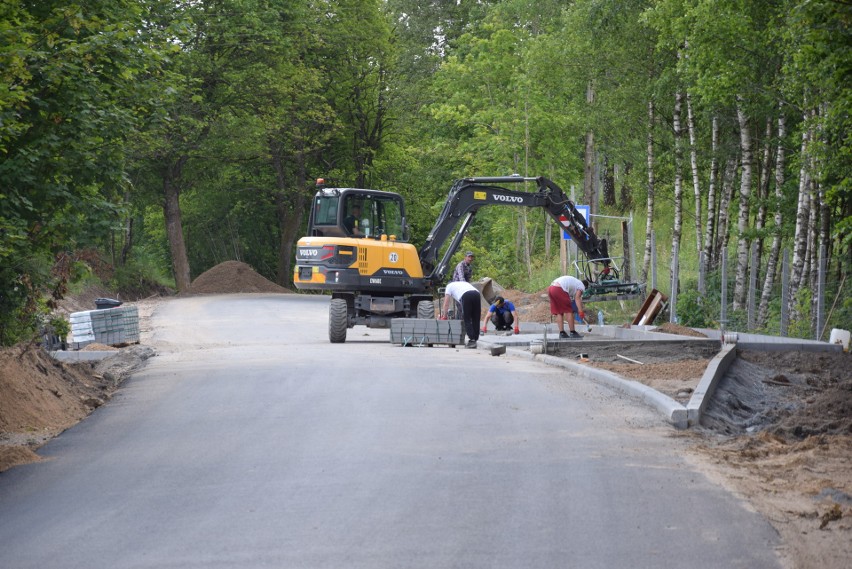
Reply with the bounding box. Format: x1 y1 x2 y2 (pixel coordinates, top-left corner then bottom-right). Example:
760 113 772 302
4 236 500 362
481 296 520 334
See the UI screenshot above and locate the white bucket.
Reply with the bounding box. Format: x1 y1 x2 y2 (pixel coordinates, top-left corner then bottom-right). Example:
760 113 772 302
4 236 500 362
829 328 850 351
530 339 544 355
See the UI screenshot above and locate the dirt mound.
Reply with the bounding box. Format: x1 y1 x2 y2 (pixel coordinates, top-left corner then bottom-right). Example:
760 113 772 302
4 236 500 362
501 288 552 323
0 346 97 435
701 350 851 437
694 348 852 567
0 344 154 472
184 261 292 295
654 322 708 338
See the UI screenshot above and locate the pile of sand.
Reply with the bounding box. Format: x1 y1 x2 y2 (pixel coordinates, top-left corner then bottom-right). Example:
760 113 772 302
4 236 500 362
654 322 708 338
183 261 292 295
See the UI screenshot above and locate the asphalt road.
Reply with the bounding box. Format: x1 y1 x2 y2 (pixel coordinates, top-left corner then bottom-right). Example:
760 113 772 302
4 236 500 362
0 294 782 568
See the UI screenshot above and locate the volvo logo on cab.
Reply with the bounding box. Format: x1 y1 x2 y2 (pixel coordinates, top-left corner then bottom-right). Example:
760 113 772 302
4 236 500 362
299 248 320 257
492 194 524 203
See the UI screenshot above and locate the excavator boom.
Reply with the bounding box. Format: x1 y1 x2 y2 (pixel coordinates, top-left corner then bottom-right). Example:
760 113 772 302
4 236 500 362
418 176 611 286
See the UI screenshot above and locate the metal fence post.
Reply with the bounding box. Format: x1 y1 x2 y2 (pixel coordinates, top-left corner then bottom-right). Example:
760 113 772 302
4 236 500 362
816 244 826 340
780 249 789 336
670 242 679 323
629 213 637 284
747 242 757 331
720 253 728 334
650 231 657 291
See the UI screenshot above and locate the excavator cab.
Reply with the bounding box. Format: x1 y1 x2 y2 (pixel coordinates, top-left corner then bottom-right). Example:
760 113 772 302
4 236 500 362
307 184 409 241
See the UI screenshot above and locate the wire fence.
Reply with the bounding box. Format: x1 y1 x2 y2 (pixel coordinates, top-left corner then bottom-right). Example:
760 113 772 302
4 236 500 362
662 240 846 341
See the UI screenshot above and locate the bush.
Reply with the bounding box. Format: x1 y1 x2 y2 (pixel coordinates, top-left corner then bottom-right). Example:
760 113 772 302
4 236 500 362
110 252 174 299
677 287 714 329
0 254 53 346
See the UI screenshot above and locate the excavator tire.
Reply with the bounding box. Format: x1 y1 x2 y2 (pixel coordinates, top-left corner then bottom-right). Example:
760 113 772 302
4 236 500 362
417 300 435 319
329 298 348 343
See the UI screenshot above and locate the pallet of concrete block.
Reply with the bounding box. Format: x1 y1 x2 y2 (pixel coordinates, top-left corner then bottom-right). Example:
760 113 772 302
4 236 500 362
390 318 465 347
70 305 140 347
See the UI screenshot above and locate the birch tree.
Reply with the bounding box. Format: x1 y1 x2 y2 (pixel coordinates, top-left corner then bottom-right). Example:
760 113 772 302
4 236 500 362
686 92 703 255
714 156 739 269
757 110 786 327
670 91 685 289
754 117 773 262
733 98 754 310
641 100 656 283
787 113 812 315
703 115 719 270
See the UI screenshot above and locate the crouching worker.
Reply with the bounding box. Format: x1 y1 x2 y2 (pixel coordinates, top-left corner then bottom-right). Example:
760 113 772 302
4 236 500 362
440 281 482 349
481 296 520 334
548 275 588 339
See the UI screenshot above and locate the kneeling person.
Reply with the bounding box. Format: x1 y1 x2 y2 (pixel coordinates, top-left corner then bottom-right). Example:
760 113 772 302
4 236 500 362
482 296 520 334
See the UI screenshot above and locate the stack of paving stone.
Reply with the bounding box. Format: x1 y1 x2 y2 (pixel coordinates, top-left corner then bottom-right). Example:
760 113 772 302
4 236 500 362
390 318 465 347
70 305 140 347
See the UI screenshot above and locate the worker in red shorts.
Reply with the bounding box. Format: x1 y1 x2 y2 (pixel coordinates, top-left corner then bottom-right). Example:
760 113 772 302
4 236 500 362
548 275 588 339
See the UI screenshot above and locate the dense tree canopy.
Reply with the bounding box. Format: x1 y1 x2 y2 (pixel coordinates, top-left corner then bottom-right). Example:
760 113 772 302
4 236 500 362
1 0 849 344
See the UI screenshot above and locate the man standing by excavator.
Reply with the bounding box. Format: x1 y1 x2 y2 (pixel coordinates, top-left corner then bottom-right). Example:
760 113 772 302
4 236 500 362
451 251 474 282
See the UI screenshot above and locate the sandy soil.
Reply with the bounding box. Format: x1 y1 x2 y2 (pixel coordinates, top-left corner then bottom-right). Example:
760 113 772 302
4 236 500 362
0 264 849 568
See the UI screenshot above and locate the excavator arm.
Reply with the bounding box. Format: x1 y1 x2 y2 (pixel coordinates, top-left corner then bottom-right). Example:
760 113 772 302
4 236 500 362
418 176 611 286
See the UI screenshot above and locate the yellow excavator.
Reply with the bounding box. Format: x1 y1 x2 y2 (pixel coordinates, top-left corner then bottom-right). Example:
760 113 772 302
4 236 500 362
293 176 639 342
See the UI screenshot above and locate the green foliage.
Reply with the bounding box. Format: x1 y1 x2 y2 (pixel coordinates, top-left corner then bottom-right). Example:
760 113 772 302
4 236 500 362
0 253 53 345
110 251 173 298
788 287 814 339
677 287 714 329
0 0 189 345
47 315 70 342
831 296 852 340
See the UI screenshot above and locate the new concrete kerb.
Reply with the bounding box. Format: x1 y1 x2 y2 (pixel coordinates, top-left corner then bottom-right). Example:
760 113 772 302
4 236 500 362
476 325 842 430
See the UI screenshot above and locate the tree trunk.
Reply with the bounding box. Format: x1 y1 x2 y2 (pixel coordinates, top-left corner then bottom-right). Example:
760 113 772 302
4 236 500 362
757 110 786 328
584 80 596 214
703 115 719 271
162 157 191 292
603 156 616 207
619 162 633 212
120 189 133 266
788 110 812 315
671 91 684 291
814 104 830 321
352 64 387 188
808 178 822 323
714 156 738 270
686 92 702 255
755 117 772 262
641 100 655 283
272 143 310 286
733 99 753 311
545 216 552 258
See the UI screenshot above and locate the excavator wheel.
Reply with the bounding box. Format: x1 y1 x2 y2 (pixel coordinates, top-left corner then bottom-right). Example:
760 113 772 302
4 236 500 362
329 298 349 343
417 300 435 319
